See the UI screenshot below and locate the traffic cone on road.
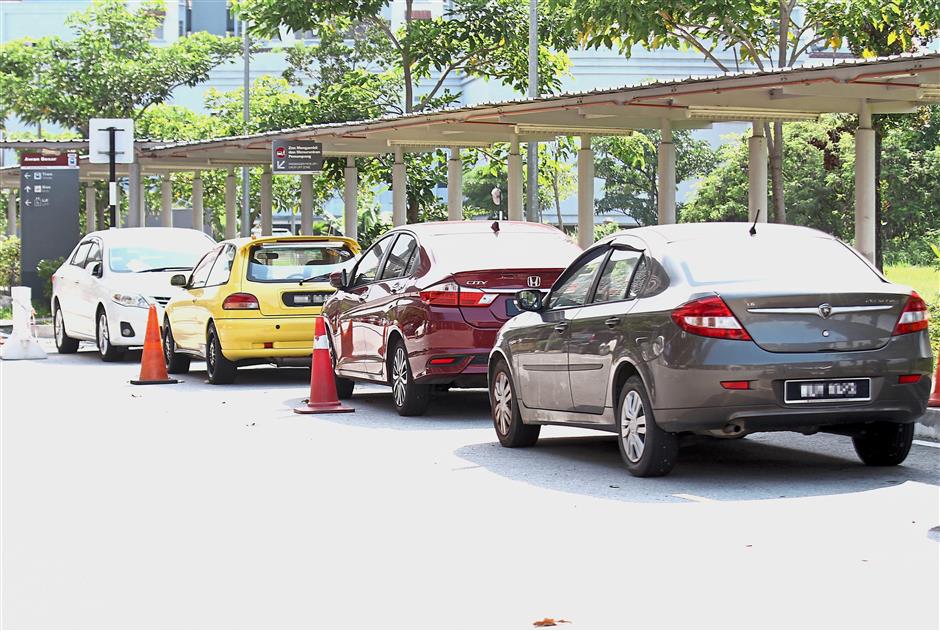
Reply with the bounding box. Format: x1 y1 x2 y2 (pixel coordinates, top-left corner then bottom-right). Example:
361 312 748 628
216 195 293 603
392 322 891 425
929 362 940 408
130 305 178 385
294 316 354 414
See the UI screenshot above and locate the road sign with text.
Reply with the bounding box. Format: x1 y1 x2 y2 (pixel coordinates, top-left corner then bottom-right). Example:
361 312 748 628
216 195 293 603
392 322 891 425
271 140 323 174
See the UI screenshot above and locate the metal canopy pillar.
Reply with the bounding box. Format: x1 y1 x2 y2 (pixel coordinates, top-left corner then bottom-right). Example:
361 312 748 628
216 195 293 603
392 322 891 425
84 183 96 233
577 135 595 248
224 167 237 239
748 122 768 223
260 165 273 236
6 189 18 236
192 170 204 233
344 157 358 240
160 175 173 227
855 102 876 262
127 161 142 228
300 174 313 236
447 146 463 221
392 146 406 226
507 135 523 221
657 120 676 225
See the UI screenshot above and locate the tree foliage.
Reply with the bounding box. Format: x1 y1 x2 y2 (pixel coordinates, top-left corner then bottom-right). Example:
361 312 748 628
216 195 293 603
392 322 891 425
0 0 241 135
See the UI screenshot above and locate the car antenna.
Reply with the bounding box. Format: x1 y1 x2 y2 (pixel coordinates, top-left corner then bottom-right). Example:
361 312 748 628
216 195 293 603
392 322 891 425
748 209 760 236
491 221 500 234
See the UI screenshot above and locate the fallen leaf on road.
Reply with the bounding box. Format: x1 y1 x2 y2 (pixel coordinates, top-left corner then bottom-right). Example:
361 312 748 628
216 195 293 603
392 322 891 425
533 618 570 627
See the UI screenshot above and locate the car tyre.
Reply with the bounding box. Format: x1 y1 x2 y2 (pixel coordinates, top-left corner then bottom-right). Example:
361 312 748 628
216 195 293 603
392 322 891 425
388 339 429 416
96 308 125 362
206 323 237 384
852 421 914 466
335 376 355 399
162 319 191 374
53 302 79 354
490 358 540 447
617 376 678 477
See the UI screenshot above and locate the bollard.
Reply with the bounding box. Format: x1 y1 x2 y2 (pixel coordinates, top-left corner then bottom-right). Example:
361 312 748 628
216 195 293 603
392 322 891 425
1 287 47 360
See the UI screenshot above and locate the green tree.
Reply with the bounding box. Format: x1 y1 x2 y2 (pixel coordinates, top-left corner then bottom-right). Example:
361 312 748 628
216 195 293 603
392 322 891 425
0 0 241 136
593 130 716 227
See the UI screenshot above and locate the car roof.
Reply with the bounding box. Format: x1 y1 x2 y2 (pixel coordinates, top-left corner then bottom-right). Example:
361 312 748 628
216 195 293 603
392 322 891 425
84 227 216 245
605 222 831 245
393 220 569 239
223 234 361 252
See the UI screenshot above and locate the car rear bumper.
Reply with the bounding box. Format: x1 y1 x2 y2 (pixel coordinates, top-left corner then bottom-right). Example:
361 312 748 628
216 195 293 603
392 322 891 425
214 316 315 361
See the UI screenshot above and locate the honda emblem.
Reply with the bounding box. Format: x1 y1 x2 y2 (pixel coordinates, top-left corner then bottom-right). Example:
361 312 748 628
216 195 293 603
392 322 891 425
527 276 541 288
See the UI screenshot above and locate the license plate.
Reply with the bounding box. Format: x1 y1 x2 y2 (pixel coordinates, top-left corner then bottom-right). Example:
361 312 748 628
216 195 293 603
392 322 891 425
283 292 328 307
784 378 871 404
505 300 521 317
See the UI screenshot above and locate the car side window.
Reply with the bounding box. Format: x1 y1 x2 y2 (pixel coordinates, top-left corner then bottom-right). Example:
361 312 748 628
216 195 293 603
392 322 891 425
547 247 608 310
189 247 221 289
593 249 643 304
205 245 235 287
70 242 92 267
380 234 417 280
85 240 102 266
351 236 393 287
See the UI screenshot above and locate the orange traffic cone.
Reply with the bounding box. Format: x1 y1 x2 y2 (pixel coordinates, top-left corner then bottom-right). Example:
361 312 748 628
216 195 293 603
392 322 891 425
929 362 940 408
130 305 179 385
294 316 353 414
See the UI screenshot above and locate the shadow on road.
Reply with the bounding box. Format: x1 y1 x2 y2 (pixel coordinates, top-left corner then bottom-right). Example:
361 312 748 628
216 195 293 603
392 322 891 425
455 432 940 503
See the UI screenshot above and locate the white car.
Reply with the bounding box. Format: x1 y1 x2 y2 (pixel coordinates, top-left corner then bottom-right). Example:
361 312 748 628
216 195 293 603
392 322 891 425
52 228 215 361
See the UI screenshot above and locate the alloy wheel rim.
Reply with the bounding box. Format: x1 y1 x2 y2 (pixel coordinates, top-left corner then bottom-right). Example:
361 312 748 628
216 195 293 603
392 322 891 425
621 390 647 463
392 348 408 407
55 309 64 346
493 372 513 435
164 326 173 361
207 334 216 375
98 314 109 353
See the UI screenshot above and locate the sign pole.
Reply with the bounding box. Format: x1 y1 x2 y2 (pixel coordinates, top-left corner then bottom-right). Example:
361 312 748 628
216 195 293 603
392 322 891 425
107 126 117 227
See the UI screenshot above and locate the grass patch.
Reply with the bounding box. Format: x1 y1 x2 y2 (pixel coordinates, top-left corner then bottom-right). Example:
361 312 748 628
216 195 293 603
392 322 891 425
885 265 939 303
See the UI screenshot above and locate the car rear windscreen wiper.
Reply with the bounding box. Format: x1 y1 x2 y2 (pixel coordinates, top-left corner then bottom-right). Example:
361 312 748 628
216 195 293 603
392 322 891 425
137 266 194 273
299 273 329 285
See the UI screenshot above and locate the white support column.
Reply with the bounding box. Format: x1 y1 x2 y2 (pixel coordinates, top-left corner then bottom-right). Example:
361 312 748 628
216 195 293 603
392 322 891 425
577 135 595 249
447 146 463 221
748 121 768 223
855 102 876 262
344 156 358 240
300 174 313 236
160 175 173 227
224 167 236 239
507 135 523 221
260 165 273 236
112 180 122 228
392 146 407 226
7 189 18 236
84 183 96 233
657 120 676 225
192 170 204 233
127 162 141 227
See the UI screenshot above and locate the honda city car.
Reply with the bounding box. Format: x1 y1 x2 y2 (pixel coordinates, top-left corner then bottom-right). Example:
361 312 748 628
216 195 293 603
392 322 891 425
488 223 932 477
162 235 360 384
52 227 216 361
322 221 582 416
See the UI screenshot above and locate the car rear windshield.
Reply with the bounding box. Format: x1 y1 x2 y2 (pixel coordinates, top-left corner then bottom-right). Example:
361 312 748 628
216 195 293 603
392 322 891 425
109 242 212 273
429 231 581 270
247 242 356 283
671 236 882 286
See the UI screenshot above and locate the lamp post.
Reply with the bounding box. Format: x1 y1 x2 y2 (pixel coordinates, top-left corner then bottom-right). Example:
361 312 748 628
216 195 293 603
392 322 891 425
240 18 251 237
525 0 538 222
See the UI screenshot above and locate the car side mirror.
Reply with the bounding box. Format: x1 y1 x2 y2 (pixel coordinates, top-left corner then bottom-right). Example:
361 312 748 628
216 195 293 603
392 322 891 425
170 273 188 287
329 269 348 290
87 261 102 278
515 289 544 312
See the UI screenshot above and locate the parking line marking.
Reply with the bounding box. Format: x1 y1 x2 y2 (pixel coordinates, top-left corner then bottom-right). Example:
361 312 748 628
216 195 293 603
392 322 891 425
672 493 714 503
913 439 940 449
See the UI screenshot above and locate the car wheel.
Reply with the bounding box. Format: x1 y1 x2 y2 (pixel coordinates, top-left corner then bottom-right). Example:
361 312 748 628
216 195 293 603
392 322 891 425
96 309 125 362
53 303 79 354
388 340 429 416
490 359 540 447
206 324 237 385
852 422 914 466
335 376 355 400
617 376 678 477
162 319 191 374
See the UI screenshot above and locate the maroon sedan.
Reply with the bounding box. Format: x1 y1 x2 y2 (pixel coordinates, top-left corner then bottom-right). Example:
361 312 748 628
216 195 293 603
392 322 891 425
323 221 582 415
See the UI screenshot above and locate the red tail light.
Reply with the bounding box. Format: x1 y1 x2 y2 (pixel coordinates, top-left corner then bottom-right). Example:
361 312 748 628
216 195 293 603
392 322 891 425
893 292 929 335
222 292 260 310
672 296 752 341
419 282 497 307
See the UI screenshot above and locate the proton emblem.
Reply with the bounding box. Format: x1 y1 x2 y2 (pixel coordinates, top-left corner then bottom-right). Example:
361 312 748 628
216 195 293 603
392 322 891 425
818 303 833 319
527 276 541 288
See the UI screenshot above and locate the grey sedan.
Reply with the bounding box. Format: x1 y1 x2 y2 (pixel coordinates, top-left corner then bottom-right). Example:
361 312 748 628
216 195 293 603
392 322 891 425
488 223 932 477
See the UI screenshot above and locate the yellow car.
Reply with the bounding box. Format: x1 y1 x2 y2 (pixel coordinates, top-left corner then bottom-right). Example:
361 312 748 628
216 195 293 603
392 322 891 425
162 235 360 384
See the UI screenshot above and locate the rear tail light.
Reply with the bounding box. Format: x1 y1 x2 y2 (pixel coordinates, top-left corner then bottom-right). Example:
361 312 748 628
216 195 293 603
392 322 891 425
720 380 751 390
893 292 929 335
222 292 260 310
419 282 497 307
898 374 922 384
672 296 752 341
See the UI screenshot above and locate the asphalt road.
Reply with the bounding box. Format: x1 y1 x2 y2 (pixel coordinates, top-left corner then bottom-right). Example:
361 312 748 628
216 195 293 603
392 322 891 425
2 344 939 629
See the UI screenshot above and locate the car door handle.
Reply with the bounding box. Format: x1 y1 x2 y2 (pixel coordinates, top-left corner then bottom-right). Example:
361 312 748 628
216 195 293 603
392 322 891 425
554 322 569 333
605 317 620 328
390 281 406 293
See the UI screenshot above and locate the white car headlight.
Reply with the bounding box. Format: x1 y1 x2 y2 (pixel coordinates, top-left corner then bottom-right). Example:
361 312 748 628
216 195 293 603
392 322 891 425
112 293 150 309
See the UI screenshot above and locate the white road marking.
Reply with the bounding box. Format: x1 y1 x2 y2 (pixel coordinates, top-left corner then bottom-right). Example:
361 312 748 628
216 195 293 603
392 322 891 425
913 439 940 449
